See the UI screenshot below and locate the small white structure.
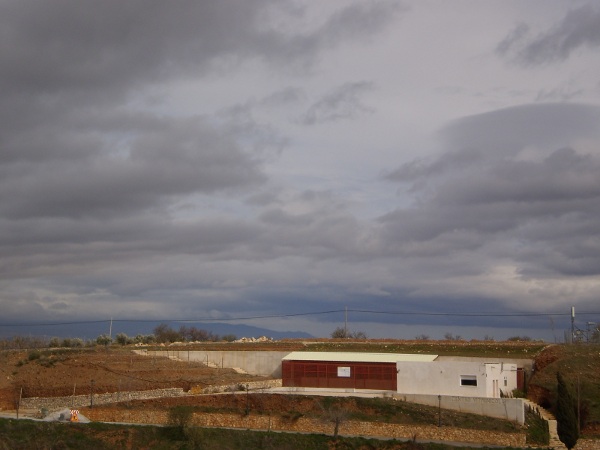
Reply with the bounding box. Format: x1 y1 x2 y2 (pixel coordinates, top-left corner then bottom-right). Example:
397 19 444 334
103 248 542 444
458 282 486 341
397 361 517 398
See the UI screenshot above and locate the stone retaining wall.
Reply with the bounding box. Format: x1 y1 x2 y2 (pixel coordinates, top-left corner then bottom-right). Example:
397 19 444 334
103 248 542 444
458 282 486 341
82 408 526 447
19 380 281 411
19 388 185 410
190 379 282 394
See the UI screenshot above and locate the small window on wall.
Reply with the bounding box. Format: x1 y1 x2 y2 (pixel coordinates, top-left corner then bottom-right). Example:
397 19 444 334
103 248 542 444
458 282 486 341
460 375 478 386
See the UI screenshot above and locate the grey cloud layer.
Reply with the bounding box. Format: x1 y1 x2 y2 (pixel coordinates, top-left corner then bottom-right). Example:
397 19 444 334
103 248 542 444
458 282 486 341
1 1 599 337
0 1 400 218
300 81 375 125
1 116 265 219
383 103 600 278
0 1 404 323
496 4 600 65
1 0 402 94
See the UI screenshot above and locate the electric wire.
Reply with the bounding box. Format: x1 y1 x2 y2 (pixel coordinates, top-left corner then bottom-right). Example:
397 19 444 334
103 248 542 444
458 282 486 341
1 308 599 327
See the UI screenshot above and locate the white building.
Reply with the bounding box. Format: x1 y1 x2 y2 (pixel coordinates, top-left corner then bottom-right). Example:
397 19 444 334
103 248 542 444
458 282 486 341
397 360 518 398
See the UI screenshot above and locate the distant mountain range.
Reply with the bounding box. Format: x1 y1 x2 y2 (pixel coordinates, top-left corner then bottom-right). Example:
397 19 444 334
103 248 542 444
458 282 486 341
0 320 314 341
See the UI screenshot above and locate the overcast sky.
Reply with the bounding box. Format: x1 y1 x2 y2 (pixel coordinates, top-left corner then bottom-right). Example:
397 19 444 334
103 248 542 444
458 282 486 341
2 0 600 340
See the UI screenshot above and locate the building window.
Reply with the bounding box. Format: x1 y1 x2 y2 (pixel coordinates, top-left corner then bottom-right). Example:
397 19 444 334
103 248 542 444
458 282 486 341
460 375 478 387
504 377 507 387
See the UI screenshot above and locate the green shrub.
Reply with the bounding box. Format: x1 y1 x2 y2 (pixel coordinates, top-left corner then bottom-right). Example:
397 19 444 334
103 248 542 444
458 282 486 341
70 338 84 348
511 388 526 398
96 334 112 346
28 350 41 361
525 405 549 445
115 333 129 346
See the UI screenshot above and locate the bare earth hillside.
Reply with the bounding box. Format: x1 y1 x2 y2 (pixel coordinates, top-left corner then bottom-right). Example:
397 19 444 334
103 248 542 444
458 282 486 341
0 347 268 410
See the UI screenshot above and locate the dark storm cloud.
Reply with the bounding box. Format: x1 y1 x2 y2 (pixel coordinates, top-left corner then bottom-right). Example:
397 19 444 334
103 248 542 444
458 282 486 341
316 1 406 47
0 1 270 96
0 0 400 219
496 4 600 65
3 1 597 339
0 115 264 219
0 0 405 325
438 103 600 158
255 190 368 259
299 81 375 125
382 103 600 277
0 215 261 275
385 148 484 185
0 0 402 95
386 103 600 192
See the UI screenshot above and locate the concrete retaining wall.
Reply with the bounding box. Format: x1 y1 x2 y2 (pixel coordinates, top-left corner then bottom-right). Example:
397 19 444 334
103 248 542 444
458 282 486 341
394 393 525 424
136 350 289 377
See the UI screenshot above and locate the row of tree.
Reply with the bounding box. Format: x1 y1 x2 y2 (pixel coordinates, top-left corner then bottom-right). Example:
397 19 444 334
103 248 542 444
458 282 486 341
330 327 367 339
331 328 531 342
103 325 238 346
0 324 238 350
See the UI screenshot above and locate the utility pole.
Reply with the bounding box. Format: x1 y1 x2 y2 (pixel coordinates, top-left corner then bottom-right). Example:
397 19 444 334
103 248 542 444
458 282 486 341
245 384 250 415
586 322 595 343
344 307 348 338
571 307 575 344
17 387 22 419
577 374 581 434
90 379 95 408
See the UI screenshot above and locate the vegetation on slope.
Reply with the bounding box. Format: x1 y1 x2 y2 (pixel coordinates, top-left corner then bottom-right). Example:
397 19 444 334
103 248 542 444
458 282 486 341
0 418 530 450
528 344 600 438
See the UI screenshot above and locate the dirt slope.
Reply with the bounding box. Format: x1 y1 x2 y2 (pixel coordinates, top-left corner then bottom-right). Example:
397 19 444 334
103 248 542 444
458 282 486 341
0 347 267 410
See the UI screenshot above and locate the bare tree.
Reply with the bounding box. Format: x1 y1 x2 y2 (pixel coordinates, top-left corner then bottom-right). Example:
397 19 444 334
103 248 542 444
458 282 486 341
153 324 181 343
330 327 367 339
316 399 348 439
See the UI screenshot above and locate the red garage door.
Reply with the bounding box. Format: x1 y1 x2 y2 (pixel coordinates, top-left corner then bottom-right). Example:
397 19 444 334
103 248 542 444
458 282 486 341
282 360 397 391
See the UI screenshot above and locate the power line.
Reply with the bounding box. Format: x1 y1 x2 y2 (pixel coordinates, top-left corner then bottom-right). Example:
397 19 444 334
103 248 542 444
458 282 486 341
0 310 341 327
349 309 580 317
1 308 599 328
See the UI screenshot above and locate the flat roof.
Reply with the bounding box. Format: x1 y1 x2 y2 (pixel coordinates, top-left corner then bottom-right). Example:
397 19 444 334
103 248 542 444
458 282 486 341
283 352 437 363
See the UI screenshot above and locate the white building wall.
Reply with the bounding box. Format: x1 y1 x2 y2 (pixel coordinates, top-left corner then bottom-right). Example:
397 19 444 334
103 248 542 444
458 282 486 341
485 362 518 398
396 361 517 398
